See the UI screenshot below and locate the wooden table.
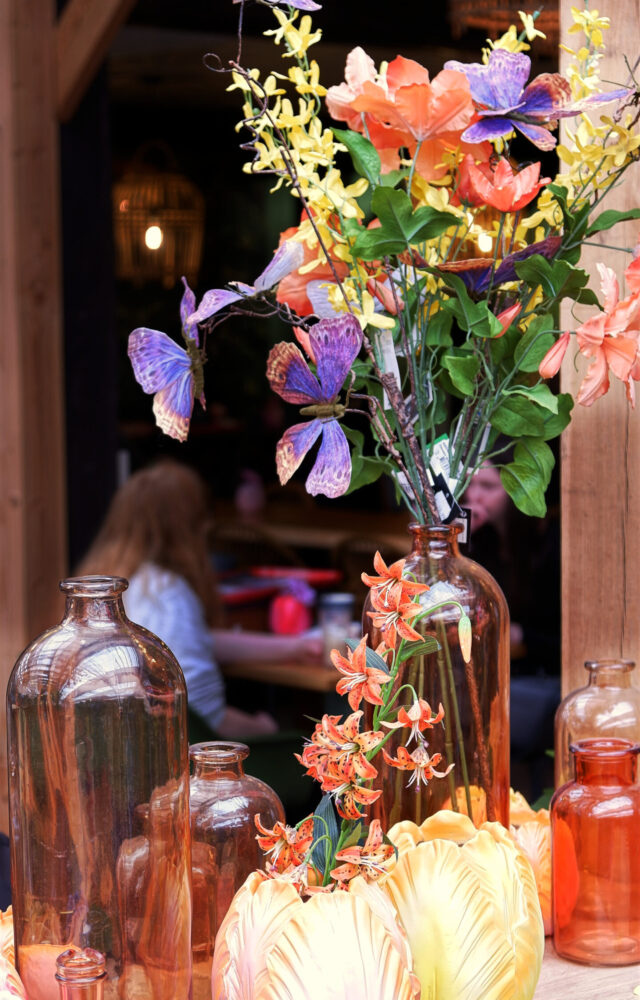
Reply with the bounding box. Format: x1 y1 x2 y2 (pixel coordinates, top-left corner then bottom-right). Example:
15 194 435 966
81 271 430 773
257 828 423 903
221 659 337 692
535 939 640 997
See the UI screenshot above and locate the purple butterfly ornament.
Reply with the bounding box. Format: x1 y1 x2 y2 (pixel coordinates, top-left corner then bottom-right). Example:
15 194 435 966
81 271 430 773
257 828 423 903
128 278 206 442
445 49 631 151
266 314 362 498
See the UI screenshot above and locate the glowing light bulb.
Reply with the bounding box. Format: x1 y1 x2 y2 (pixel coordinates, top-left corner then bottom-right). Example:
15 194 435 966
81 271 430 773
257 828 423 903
144 225 163 250
476 232 493 254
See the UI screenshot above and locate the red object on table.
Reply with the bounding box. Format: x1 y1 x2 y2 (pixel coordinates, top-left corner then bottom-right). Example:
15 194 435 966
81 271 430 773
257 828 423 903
250 566 342 586
268 593 312 635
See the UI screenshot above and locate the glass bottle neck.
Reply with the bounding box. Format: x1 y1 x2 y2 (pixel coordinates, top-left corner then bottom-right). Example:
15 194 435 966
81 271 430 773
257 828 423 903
190 741 248 779
572 739 639 785
60 577 129 627
585 659 635 689
56 948 106 1000
408 522 461 559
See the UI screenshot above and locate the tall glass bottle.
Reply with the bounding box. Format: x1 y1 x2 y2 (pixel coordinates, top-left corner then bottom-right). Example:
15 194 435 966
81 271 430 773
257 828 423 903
56 949 106 1000
7 576 193 1000
189 742 284 1000
551 738 640 965
364 523 510 827
554 659 640 787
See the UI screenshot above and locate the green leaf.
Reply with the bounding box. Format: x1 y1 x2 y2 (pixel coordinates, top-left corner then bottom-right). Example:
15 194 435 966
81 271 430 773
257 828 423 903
343 424 386 494
379 169 407 188
491 396 545 437
352 187 454 260
500 462 547 517
399 637 440 658
514 437 555 488
514 256 590 304
332 127 381 186
311 795 340 873
489 324 521 366
424 309 453 347
442 273 503 338
514 314 556 372
442 352 480 395
506 382 559 413
586 207 640 237
540 391 574 441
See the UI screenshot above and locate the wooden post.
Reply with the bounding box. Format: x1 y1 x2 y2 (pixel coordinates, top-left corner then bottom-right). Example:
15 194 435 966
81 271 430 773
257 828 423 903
0 0 67 832
560 0 640 695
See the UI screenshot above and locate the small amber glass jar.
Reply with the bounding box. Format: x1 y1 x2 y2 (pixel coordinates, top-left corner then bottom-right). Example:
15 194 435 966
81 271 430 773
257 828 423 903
554 659 640 787
189 742 284 1000
551 738 640 965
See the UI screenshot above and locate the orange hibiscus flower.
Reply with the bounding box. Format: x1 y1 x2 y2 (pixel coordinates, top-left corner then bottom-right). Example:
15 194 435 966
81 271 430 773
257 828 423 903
575 259 640 406
457 155 550 213
275 220 349 317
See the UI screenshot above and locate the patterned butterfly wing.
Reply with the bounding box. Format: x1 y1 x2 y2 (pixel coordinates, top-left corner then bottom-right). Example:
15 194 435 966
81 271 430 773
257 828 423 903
275 419 323 485
310 314 363 402
180 278 198 343
521 73 631 121
128 328 197 442
446 50 530 111
266 342 323 405
305 419 352 498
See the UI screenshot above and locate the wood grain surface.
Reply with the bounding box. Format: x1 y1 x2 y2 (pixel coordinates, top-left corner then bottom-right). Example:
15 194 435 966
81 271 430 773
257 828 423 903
535 939 640 998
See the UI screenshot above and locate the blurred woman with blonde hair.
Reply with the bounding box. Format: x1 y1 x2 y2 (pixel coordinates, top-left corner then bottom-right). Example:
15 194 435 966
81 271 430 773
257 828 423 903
78 460 317 738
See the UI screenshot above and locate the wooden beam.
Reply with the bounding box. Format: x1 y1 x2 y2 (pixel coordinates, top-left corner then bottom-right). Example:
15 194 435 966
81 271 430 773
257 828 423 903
560 0 640 696
0 0 67 832
56 0 137 122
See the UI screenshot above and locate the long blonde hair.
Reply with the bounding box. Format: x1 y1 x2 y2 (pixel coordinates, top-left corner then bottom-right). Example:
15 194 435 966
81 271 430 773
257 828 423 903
77 460 220 624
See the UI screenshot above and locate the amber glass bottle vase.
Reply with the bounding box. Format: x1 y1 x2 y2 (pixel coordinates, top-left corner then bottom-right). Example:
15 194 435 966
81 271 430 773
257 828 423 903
551 738 640 965
364 523 510 828
7 576 193 1000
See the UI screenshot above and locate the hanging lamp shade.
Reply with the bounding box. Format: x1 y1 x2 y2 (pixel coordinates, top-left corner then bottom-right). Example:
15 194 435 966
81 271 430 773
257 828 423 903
448 0 559 57
113 146 205 289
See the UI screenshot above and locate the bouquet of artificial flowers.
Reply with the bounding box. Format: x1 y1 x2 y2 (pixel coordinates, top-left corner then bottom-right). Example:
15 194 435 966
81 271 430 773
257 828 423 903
129 1 639 527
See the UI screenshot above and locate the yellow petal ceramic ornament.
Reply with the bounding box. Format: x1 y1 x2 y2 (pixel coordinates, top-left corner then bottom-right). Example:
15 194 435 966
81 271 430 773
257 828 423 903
261 892 418 1000
212 872 303 1000
383 811 544 1000
212 875 418 1000
0 910 14 968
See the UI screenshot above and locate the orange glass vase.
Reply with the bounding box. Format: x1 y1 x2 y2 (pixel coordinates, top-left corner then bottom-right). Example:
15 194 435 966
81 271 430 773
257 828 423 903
554 659 640 788
7 576 192 1000
551 738 640 965
364 523 510 828
189 742 284 1000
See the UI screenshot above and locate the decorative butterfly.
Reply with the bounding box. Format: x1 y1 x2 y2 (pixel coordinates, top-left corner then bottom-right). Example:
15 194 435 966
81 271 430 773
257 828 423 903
445 49 631 151
266 314 363 498
438 234 562 295
128 279 206 443
128 241 305 442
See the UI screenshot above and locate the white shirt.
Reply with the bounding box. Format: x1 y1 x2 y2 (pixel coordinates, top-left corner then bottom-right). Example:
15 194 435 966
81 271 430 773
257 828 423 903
124 563 226 730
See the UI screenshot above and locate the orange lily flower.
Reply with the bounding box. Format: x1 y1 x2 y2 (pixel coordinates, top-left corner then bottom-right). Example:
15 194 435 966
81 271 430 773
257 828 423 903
330 819 395 885
458 155 550 213
362 550 429 608
331 636 390 711
575 261 640 406
381 698 445 744
297 711 385 787
255 815 314 872
319 773 382 821
383 742 454 789
366 587 424 647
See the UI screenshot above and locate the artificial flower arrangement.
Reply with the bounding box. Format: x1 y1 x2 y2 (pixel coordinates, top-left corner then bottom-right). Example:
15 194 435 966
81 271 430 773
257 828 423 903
209 555 544 1000
128 0 640 527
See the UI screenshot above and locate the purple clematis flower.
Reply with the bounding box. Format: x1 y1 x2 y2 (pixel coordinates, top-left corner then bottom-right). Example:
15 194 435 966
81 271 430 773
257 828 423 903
266 314 362 498
444 49 631 151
